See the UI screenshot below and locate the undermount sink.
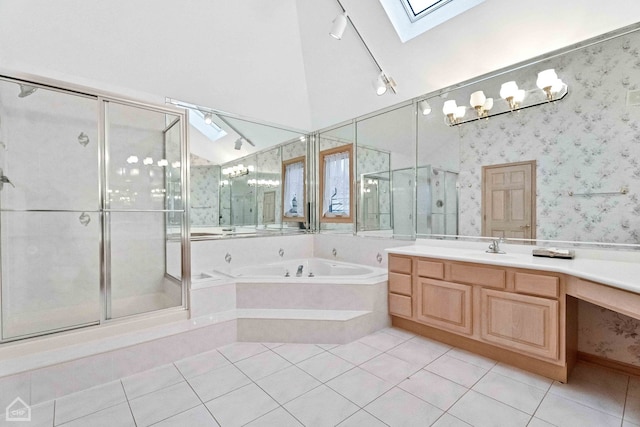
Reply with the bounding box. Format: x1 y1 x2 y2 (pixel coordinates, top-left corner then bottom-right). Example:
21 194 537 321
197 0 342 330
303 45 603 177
461 252 519 260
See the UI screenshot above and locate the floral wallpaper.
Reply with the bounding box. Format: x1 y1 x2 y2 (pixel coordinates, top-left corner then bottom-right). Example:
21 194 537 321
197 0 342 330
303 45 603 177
190 165 219 226
579 301 640 367
453 32 640 243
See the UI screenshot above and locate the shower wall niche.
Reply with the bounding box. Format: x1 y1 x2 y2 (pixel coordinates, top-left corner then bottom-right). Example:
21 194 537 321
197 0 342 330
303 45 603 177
0 77 189 342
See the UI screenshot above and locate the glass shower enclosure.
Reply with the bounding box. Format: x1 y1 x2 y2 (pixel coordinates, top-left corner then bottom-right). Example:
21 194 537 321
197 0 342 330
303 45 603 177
0 77 189 342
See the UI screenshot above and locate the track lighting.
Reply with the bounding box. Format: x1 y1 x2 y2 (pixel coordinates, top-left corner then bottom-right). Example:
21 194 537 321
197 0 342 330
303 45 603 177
204 113 213 125
234 138 244 150
373 72 397 96
328 0 397 96
330 12 348 40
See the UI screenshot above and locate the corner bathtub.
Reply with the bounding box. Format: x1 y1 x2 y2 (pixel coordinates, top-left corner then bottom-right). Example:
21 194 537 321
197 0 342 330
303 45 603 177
218 258 387 284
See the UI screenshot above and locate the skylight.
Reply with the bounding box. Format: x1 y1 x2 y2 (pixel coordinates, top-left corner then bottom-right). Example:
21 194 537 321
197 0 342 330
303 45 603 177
379 0 485 43
188 109 227 143
402 0 451 22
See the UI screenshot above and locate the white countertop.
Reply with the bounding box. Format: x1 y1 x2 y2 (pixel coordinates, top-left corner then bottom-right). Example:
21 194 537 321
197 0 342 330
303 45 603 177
387 243 640 294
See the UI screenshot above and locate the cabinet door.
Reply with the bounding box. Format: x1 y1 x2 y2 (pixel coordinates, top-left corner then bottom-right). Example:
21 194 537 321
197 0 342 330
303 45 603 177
480 289 558 360
416 278 472 335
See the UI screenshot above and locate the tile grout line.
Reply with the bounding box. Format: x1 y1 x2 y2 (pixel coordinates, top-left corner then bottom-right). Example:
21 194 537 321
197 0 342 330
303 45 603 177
171 360 222 427
119 379 138 427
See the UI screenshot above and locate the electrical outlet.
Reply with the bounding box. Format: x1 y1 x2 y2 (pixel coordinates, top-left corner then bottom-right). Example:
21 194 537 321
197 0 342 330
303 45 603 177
627 89 640 106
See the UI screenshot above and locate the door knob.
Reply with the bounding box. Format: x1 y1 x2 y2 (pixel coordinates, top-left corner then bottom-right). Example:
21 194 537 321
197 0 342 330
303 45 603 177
519 224 531 229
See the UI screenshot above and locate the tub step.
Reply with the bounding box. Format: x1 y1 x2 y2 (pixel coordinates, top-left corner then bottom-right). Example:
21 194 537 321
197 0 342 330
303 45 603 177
235 309 387 344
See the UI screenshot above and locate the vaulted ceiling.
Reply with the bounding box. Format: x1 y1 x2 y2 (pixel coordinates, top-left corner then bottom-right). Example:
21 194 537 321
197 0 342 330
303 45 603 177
0 0 639 132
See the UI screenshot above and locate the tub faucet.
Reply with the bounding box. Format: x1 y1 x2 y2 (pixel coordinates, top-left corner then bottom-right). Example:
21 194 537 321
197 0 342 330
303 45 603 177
296 265 304 277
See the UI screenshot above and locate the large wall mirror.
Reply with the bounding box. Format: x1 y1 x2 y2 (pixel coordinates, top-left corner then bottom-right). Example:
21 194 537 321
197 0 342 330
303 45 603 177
334 23 640 246
414 24 640 245
171 101 310 239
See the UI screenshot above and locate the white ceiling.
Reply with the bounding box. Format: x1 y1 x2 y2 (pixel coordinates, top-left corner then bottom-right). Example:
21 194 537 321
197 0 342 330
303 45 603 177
0 0 639 132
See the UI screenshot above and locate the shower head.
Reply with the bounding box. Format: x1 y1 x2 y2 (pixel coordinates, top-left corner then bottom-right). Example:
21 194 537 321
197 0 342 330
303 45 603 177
18 84 37 98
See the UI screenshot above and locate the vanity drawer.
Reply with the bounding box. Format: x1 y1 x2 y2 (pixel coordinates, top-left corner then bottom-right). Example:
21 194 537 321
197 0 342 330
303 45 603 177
389 272 412 296
389 293 412 318
514 272 559 298
417 259 444 279
450 263 506 289
389 255 412 274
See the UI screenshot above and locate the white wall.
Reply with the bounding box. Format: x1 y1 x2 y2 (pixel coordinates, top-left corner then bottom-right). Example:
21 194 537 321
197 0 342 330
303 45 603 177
2 1 640 131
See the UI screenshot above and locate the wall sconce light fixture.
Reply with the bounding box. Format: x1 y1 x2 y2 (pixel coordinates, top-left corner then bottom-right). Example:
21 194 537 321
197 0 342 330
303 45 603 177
536 68 565 101
469 91 493 117
443 69 569 126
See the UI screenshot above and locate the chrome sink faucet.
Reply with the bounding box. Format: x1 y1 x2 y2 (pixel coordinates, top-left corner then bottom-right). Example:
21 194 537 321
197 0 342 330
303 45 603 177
486 238 506 254
296 265 304 277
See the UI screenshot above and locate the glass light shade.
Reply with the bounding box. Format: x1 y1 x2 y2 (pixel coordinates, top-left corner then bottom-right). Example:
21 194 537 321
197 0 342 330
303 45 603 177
419 100 432 115
500 81 519 99
483 98 494 111
330 12 348 40
514 89 526 103
536 69 558 89
469 91 486 108
126 155 138 164
454 106 466 119
442 100 458 115
551 79 565 94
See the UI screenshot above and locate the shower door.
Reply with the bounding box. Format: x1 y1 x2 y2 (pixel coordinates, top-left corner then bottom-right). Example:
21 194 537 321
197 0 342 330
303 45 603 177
0 79 101 340
104 101 185 319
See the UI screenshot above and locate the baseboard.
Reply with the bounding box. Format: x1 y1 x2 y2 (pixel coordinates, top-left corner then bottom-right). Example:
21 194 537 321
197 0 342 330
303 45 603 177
578 351 640 378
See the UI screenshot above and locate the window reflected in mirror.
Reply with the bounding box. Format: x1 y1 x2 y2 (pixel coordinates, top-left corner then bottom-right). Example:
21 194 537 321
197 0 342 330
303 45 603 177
282 156 305 223
320 145 353 223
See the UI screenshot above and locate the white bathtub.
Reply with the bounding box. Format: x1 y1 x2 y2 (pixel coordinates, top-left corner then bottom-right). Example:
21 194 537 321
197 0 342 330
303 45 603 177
218 258 387 283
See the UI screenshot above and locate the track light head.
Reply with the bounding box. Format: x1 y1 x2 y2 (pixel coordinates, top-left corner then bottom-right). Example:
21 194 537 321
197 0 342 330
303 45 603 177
330 12 348 40
373 72 397 96
204 113 213 125
234 138 243 150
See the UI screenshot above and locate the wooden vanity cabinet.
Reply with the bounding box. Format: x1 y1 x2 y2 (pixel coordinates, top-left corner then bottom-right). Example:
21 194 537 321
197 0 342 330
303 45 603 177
388 255 413 318
388 254 574 382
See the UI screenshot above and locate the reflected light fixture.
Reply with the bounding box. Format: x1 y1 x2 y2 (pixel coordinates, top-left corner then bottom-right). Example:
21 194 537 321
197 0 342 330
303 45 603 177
469 91 493 118
330 12 348 39
126 155 139 164
536 68 565 101
419 100 432 115
234 138 244 150
204 113 213 125
442 100 458 124
157 159 169 167
500 81 520 110
18 84 37 98
143 157 153 165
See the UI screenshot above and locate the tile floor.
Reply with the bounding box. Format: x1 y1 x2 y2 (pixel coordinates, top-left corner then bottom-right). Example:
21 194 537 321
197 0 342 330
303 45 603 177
5 327 640 427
